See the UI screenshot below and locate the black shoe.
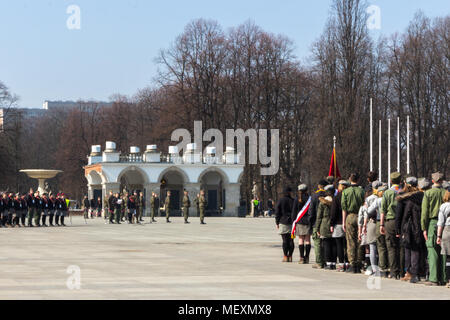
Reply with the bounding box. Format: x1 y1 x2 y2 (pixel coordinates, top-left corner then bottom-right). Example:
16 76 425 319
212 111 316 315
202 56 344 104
61 223 66 226
346 266 354 273
201 222 206 225
166 220 171 223
354 267 361 274
43 224 48 227
152 219 157 222
184 221 190 224
410 276 419 284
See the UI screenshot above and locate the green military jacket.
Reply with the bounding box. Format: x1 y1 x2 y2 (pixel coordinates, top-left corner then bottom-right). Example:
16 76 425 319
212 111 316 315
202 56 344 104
381 187 399 220
182 195 190 208
341 185 365 214
199 196 207 209
150 196 155 208
121 195 128 210
421 186 445 231
164 196 171 210
103 198 109 210
316 197 333 238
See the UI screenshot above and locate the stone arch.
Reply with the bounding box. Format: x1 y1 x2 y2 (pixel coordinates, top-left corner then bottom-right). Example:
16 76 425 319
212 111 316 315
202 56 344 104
156 167 189 185
197 168 229 214
117 166 149 193
87 170 107 185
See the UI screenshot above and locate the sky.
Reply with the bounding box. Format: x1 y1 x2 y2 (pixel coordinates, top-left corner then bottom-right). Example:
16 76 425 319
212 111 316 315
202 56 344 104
0 0 449 108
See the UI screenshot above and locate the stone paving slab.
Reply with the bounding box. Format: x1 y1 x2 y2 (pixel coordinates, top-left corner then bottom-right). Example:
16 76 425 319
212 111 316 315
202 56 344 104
0 216 448 300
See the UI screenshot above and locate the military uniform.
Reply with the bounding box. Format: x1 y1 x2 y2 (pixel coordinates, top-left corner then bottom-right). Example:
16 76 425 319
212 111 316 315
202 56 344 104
199 194 207 224
121 194 128 221
137 195 145 222
341 184 365 271
182 194 191 223
150 196 157 222
164 195 171 222
421 183 446 284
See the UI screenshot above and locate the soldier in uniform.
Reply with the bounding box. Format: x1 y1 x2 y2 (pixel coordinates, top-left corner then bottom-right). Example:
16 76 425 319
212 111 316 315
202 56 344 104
164 191 171 223
127 192 137 224
182 190 191 224
19 193 28 227
199 190 207 225
380 172 402 279
421 172 446 286
150 192 157 223
194 194 200 217
341 173 365 273
41 193 50 227
138 192 145 222
103 193 110 223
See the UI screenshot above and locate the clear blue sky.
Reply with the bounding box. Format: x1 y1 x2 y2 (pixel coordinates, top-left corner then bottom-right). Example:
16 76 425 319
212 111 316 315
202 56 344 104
1 0 448 108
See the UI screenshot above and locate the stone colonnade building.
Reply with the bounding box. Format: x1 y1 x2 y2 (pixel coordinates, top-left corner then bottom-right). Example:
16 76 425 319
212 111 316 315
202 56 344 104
84 142 244 217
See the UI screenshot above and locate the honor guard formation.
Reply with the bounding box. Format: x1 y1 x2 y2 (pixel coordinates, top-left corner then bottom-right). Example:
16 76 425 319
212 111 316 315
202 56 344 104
275 171 450 288
94 189 208 225
0 189 69 227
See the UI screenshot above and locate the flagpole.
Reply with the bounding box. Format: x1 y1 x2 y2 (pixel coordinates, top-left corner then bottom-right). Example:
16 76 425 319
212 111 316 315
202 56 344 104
407 115 410 175
388 119 391 188
333 136 337 179
379 120 382 182
370 98 373 172
397 117 400 173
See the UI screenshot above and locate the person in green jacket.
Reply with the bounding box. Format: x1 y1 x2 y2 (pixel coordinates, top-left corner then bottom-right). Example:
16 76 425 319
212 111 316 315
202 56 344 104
165 191 171 223
341 173 365 273
316 184 335 270
421 172 446 286
182 190 191 224
380 171 402 279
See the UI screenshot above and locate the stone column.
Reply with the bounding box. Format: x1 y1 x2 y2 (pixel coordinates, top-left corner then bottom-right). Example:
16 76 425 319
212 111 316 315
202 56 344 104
224 183 241 217
102 182 121 200
185 183 201 217
87 185 94 200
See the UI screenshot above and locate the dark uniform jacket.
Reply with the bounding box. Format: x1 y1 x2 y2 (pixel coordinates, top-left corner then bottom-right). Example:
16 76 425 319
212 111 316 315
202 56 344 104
291 193 310 225
330 191 343 226
396 191 425 249
127 196 137 209
275 195 294 226
26 194 36 208
90 199 96 209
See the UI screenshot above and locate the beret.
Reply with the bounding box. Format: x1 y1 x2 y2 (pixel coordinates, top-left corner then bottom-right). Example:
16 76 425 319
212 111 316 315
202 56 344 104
418 178 432 190
406 176 418 186
432 172 444 182
390 172 402 183
372 181 383 189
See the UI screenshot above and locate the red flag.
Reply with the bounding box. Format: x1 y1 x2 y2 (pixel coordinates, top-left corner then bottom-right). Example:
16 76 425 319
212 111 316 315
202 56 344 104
328 148 341 179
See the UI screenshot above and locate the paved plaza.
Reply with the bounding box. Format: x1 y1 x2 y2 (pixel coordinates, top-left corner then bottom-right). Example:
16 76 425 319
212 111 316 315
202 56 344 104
0 216 448 300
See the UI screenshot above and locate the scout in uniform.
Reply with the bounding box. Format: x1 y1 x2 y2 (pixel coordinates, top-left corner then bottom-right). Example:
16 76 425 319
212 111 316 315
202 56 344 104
380 172 402 279
421 172 446 286
199 190 207 224
182 190 191 224
309 180 327 269
164 191 171 223
41 193 50 227
341 173 365 273
316 185 335 269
